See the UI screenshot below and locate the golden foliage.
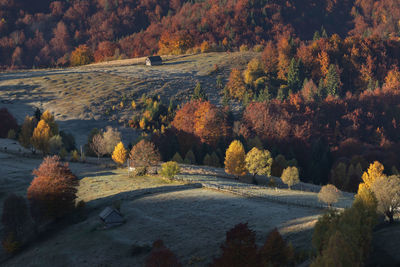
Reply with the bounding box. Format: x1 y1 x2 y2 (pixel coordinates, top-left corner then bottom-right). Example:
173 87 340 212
41 110 58 136
200 41 210 53
243 58 265 85
70 45 93 66
361 161 386 189
112 142 128 166
31 120 51 154
245 147 273 177
224 140 246 177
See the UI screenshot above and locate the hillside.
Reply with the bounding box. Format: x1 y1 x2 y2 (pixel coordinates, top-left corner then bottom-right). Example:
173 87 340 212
0 52 255 146
1 0 399 69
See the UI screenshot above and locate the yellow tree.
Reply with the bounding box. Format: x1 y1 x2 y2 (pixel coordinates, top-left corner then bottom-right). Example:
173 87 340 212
224 140 246 177
41 110 58 136
281 166 300 190
245 147 273 181
112 142 128 166
31 120 51 155
361 161 386 189
243 58 265 85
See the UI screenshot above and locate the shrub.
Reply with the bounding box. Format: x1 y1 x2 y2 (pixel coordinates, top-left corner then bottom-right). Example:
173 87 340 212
224 140 246 177
281 166 300 189
27 156 79 221
112 142 128 166
145 240 182 267
70 45 94 66
129 140 160 172
160 161 180 178
318 184 341 207
0 108 18 138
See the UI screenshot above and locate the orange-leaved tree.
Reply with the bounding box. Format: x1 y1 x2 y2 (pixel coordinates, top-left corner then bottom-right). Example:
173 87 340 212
27 156 79 221
70 45 94 66
226 68 247 100
193 101 229 146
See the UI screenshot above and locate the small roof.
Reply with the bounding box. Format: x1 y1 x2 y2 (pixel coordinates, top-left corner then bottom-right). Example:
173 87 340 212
99 206 121 220
146 56 162 61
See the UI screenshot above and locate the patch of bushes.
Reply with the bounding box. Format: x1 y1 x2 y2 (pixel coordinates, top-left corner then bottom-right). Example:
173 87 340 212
160 161 180 178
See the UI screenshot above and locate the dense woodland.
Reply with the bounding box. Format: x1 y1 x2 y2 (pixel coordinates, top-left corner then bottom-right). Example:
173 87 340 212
0 0 399 69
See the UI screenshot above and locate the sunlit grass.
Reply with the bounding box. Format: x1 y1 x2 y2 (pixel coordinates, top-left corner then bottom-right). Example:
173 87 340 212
77 168 181 203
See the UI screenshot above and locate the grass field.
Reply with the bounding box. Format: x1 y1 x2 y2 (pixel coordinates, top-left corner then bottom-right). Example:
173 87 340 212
0 140 323 266
0 52 257 147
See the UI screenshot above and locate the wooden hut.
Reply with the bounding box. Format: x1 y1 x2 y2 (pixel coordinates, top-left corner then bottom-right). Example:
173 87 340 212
99 206 125 228
145 56 162 66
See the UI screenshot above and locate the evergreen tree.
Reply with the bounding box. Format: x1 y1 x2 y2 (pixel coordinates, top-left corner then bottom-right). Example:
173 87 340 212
192 81 207 101
258 85 272 102
287 58 303 93
325 64 340 96
313 30 321 41
321 26 328 38
171 152 184 163
184 149 196 164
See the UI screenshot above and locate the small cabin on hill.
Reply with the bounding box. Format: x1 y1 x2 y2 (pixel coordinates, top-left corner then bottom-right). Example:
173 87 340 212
145 56 162 66
99 206 125 228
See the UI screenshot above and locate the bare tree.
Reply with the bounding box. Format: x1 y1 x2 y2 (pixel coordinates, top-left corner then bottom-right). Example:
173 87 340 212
371 175 400 223
318 184 341 208
90 133 107 160
103 126 121 154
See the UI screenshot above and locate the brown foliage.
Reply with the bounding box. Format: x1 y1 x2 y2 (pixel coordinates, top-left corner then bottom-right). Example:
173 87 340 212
129 140 160 169
27 156 79 220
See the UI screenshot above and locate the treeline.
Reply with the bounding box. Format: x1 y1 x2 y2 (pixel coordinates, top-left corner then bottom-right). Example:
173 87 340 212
1 0 399 69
